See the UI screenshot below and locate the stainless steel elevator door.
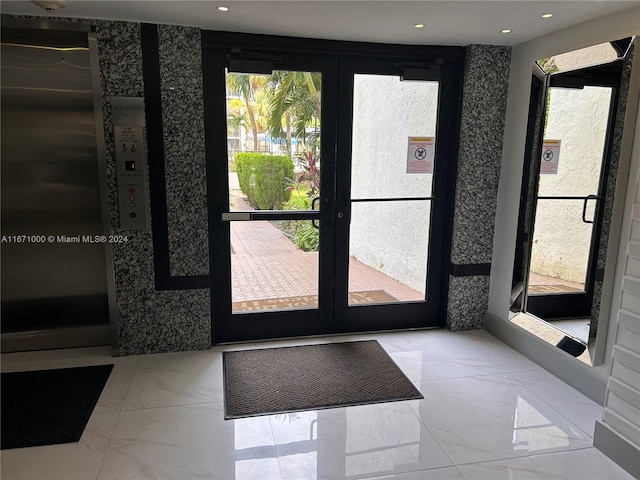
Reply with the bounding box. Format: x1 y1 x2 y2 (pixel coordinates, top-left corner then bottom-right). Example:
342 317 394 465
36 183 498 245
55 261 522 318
1 26 111 350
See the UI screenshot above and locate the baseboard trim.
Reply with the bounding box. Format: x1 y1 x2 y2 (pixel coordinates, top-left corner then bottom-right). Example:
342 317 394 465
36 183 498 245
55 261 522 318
1 325 112 353
484 313 607 405
594 420 640 479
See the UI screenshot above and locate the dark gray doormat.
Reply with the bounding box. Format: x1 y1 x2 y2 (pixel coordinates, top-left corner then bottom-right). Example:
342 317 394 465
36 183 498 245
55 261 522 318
223 340 422 419
1 364 113 449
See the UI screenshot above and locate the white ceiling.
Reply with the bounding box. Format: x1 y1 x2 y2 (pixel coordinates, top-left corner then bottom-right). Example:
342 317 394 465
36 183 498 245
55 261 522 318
1 0 638 46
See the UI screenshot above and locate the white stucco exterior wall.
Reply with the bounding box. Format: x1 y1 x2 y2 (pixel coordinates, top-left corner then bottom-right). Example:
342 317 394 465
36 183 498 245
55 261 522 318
552 43 618 72
349 74 438 294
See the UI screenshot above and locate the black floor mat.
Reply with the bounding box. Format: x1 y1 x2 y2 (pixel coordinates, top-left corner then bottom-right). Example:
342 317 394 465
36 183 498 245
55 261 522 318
223 340 422 419
1 364 113 449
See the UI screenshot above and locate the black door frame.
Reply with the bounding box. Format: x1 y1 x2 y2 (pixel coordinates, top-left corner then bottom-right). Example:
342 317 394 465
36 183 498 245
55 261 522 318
521 61 623 320
333 56 461 333
203 46 339 343
201 31 464 343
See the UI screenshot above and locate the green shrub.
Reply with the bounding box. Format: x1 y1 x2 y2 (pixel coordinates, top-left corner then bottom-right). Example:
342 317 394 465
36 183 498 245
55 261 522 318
282 193 319 252
235 153 293 210
292 222 319 251
284 190 309 210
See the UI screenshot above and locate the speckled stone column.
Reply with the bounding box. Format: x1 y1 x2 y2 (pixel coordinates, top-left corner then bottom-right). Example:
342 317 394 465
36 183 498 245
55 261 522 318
97 21 210 354
590 46 634 338
158 25 209 277
446 44 511 331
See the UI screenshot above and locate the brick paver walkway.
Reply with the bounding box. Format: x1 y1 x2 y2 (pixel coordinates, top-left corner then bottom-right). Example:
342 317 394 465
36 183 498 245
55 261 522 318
528 272 584 293
229 190 422 307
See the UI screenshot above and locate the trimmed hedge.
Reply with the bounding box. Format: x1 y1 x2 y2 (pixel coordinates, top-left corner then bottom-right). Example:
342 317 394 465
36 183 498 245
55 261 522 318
235 153 294 210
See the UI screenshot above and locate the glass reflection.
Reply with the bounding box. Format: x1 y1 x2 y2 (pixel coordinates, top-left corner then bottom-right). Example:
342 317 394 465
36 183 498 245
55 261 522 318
268 403 449 479
227 371 588 478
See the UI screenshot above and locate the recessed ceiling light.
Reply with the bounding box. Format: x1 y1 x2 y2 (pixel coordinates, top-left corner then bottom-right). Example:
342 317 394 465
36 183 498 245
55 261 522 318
414 23 425 29
501 29 512 34
217 6 229 12
541 13 553 18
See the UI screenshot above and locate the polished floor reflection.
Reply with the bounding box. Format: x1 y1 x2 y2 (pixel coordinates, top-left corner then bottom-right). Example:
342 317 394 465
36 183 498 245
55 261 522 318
1 330 632 480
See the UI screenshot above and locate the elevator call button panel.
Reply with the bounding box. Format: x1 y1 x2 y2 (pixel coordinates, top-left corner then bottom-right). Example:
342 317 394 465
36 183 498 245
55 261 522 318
111 97 149 231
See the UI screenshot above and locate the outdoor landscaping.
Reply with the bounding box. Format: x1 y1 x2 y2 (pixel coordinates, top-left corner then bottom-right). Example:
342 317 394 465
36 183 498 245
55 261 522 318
226 70 321 251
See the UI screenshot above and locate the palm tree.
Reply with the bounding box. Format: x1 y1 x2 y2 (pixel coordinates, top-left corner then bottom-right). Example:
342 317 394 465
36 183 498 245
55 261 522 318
227 111 247 134
265 72 322 193
266 71 321 149
226 74 266 151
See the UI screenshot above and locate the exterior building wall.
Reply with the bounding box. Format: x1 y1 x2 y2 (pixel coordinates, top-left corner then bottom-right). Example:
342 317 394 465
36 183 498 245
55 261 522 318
349 75 438 293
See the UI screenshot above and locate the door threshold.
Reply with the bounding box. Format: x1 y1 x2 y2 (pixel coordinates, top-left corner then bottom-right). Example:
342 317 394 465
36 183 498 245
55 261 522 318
214 325 441 347
510 312 591 364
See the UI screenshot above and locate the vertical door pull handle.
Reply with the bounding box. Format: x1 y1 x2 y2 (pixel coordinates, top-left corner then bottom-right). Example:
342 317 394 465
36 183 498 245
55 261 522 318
311 196 320 229
581 195 598 224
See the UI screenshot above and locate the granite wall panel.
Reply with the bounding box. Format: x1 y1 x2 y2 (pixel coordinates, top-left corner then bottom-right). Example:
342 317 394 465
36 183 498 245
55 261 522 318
97 21 211 355
449 44 511 266
447 276 492 330
447 44 511 330
590 47 634 338
158 24 209 277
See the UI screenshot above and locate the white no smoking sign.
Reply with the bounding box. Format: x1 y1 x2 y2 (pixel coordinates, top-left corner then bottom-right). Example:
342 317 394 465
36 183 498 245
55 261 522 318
407 136 434 174
541 139 561 174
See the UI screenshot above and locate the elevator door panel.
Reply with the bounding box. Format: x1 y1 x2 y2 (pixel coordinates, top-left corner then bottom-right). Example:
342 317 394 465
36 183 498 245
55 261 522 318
1 26 111 350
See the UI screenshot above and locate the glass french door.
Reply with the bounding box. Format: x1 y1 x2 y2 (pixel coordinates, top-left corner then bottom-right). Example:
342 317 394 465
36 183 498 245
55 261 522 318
204 48 339 343
525 62 622 319
333 58 456 333
202 34 460 343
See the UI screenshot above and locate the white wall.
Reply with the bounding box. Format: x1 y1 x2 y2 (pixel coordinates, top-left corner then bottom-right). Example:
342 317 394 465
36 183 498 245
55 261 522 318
482 15 639 456
488 5 640 327
594 86 640 476
603 131 640 454
350 74 438 293
487 6 640 394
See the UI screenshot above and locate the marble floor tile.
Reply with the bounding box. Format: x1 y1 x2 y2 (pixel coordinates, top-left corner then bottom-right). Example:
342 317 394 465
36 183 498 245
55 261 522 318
372 330 505 382
389 349 505 382
122 349 224 410
457 330 542 373
365 466 465 479
374 330 508 382
513 369 602 437
94 356 139 414
1 413 118 480
0 329 630 480
456 447 635 480
376 329 477 355
270 402 452 480
409 374 593 465
98 402 282 480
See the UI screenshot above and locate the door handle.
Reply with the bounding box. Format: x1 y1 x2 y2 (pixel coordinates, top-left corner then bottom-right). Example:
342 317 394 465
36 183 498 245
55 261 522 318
311 196 320 229
221 212 251 221
581 195 598 224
